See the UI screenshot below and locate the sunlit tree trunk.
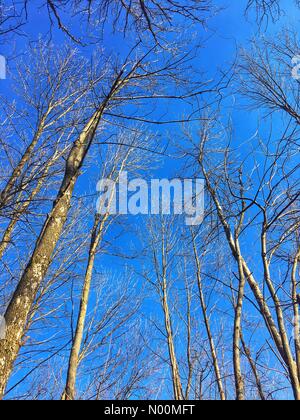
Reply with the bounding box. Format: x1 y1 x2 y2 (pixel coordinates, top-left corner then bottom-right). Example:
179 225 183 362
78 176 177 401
62 214 108 400
62 147 131 400
240 333 266 400
291 246 300 381
191 233 226 401
0 105 107 398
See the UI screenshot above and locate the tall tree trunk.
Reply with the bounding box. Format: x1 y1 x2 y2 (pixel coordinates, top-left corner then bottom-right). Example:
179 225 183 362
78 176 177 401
62 214 107 400
233 246 246 401
240 333 266 401
162 280 183 400
160 232 183 401
184 272 193 400
63 163 126 399
0 64 130 397
291 245 300 382
62 146 131 400
0 106 105 398
261 228 300 400
192 234 226 401
201 163 300 398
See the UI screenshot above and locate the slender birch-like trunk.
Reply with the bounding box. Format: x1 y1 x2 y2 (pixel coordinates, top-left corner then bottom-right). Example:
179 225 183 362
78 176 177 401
149 225 184 401
240 333 266 400
184 271 194 400
233 192 246 401
191 233 226 401
261 227 300 400
199 147 300 400
233 248 246 401
291 246 300 382
162 279 184 400
62 214 108 400
62 149 130 400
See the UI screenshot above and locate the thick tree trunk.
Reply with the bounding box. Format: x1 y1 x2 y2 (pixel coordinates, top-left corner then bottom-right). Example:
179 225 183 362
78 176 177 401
0 107 104 398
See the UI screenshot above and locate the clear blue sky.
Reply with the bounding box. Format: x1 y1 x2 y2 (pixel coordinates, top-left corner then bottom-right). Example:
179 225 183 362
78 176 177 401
1 0 300 400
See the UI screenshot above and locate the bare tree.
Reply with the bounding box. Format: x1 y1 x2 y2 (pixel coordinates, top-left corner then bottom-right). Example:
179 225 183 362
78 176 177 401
0 42 92 216
190 115 300 399
0 0 213 44
3 0 299 402
62 130 152 400
143 217 184 400
246 1 300 24
238 31 300 126
190 229 226 400
240 333 266 400
66 273 149 400
0 0 25 38
0 37 214 397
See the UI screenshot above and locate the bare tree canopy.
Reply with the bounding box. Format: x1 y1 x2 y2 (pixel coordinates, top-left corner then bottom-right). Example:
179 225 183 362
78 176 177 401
0 0 300 403
0 0 213 43
246 0 300 23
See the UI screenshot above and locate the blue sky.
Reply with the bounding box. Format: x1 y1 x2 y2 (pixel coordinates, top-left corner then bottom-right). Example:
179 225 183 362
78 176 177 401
1 0 300 400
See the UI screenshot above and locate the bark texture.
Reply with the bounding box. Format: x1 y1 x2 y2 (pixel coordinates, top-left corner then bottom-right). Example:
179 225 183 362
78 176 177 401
192 234 226 401
0 107 104 398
